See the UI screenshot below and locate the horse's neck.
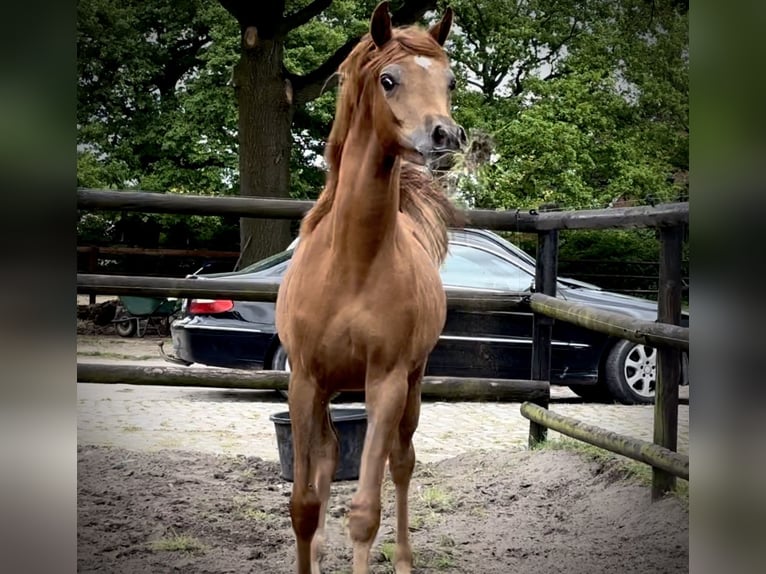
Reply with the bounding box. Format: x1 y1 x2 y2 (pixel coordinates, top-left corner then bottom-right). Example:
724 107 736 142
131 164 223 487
330 118 401 268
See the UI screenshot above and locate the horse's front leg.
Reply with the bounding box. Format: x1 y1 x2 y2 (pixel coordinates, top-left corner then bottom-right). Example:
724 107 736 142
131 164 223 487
348 369 408 574
310 408 339 574
388 367 424 574
289 374 338 574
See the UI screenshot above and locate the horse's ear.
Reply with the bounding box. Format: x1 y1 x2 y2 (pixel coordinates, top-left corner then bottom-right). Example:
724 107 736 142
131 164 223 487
429 6 453 46
370 1 392 48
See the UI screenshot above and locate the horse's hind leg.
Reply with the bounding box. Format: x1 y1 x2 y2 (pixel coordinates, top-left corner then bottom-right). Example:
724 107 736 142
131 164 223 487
388 368 423 574
349 369 408 574
289 376 337 574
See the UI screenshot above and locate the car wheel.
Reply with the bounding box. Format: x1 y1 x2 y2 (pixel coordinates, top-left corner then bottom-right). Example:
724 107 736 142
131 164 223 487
270 344 291 399
115 319 137 338
604 339 657 405
567 383 611 402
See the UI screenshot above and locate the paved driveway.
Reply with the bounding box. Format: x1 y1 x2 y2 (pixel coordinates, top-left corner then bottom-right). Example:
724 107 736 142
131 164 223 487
77 336 689 463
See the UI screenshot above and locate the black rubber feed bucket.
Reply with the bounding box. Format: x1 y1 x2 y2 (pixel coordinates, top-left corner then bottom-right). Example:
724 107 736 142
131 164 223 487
270 408 367 482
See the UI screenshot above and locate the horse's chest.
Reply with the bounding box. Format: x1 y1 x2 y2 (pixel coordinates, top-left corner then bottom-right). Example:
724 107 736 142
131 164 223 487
327 266 444 347
280 242 446 371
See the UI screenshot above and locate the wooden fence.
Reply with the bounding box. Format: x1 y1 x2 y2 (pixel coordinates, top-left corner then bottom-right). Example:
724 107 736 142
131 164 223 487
77 363 549 403
77 246 688 303
77 246 241 304
76 188 689 500
77 188 687 231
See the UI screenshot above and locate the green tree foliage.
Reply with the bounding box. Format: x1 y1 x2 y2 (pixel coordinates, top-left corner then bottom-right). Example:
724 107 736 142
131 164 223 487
77 0 687 277
77 0 240 253
77 0 238 193
448 0 688 211
443 0 688 299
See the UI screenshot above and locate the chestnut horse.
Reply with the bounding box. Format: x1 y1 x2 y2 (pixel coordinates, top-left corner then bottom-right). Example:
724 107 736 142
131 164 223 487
275 3 463 573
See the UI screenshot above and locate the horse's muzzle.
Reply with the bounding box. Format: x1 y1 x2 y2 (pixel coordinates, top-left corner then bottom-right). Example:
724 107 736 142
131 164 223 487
412 120 467 171
431 122 467 151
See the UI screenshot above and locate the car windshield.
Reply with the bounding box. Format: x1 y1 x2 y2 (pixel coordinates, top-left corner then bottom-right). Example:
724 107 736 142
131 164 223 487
440 243 534 292
211 230 593 293
449 229 537 268
229 249 295 276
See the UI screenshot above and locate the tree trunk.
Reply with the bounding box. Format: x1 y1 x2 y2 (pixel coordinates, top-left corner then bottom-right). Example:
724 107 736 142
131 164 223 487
233 32 294 267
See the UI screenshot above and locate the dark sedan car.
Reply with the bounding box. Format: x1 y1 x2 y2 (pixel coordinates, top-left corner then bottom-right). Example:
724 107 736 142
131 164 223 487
169 228 688 404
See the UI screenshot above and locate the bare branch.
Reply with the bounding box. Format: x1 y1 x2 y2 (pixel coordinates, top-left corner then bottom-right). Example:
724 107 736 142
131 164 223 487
280 0 332 34
219 0 247 24
472 3 489 35
542 66 568 83
219 0 285 37
547 18 581 63
466 78 485 90
291 35 358 105
511 63 528 97
154 33 209 100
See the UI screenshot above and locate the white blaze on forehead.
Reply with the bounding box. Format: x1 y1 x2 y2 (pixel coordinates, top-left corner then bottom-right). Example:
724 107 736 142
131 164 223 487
414 55 433 69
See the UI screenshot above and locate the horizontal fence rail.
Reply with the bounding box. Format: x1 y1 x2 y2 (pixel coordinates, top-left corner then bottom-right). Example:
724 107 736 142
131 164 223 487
77 189 314 220
76 273 527 311
77 245 240 258
77 189 688 232
528 293 688 351
77 363 550 403
520 402 688 480
78 273 281 302
473 202 689 232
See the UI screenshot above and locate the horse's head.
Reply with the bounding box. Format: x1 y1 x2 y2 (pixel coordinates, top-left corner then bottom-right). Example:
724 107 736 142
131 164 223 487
335 2 465 170
370 2 465 168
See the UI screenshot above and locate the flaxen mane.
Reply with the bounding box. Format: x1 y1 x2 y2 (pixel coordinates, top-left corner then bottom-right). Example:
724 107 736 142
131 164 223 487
301 26 461 264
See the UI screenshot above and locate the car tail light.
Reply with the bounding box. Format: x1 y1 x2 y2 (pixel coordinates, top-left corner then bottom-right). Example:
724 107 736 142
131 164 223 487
189 299 234 314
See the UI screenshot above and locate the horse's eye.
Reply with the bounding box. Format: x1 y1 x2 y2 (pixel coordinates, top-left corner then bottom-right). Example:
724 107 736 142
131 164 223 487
448 77 457 91
380 74 396 92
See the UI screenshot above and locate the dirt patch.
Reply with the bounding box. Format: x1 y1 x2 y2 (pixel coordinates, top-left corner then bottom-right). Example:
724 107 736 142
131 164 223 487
77 445 688 573
77 334 169 362
77 298 119 336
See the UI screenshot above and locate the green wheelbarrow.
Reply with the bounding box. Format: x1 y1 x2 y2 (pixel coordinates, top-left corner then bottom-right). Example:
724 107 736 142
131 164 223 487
113 295 182 338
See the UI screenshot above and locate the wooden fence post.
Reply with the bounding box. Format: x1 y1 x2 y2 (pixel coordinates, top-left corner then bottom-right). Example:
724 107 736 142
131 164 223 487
529 229 558 447
652 224 683 499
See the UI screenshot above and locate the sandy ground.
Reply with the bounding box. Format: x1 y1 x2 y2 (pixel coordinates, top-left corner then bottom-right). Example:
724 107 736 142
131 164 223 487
77 444 687 574
77 307 688 573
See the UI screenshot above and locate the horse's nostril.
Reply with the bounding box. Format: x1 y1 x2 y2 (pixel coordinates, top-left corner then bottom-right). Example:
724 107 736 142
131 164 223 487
432 123 465 149
432 124 448 146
